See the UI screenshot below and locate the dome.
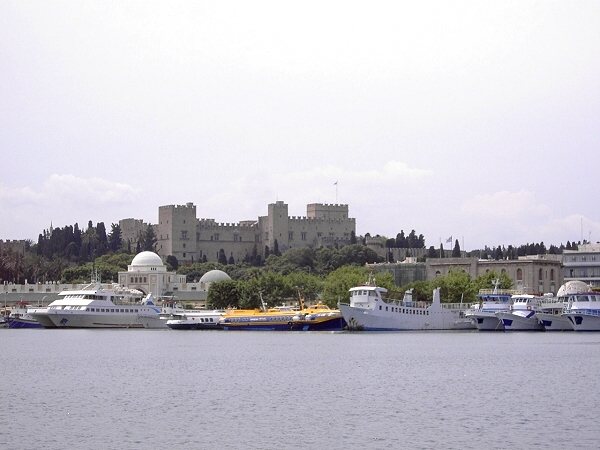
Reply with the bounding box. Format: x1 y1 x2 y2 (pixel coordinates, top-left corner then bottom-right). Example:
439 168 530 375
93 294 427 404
199 269 231 284
557 280 590 297
130 251 164 267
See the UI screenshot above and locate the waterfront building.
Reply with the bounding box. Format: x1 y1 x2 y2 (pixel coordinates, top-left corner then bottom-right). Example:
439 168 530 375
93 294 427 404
426 256 563 294
562 243 600 288
155 200 356 264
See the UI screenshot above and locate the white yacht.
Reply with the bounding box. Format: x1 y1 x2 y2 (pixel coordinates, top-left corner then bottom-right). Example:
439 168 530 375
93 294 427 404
465 282 514 331
536 281 589 331
563 290 600 331
166 310 226 330
31 280 165 329
339 280 474 331
495 294 545 331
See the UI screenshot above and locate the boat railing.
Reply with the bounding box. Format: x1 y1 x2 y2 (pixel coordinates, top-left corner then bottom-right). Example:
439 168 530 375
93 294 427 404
479 288 521 295
442 303 473 310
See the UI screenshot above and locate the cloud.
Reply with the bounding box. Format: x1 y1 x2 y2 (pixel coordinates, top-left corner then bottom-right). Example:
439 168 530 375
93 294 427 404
44 174 140 204
461 190 551 219
0 174 140 207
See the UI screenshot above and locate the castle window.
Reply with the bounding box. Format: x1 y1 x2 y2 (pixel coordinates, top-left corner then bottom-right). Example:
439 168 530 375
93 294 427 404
301 232 307 241
289 231 294 241
214 233 219 241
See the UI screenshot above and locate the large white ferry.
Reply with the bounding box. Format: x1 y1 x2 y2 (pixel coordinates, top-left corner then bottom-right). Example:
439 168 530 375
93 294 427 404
31 279 165 329
495 294 545 331
339 280 474 331
465 282 514 331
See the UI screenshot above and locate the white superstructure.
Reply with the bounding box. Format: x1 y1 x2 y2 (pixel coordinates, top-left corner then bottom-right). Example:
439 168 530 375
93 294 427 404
339 280 474 331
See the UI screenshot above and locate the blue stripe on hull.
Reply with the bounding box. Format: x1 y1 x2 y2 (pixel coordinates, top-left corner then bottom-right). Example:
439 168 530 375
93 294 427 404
8 319 42 329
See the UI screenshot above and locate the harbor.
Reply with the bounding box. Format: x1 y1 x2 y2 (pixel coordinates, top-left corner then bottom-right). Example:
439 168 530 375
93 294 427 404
3 328 600 450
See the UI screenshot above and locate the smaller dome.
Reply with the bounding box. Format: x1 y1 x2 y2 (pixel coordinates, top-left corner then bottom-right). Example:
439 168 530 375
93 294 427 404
557 280 590 297
131 251 164 267
199 269 231 284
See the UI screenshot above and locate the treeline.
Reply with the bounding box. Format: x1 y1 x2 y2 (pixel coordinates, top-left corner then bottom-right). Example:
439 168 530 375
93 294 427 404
467 240 581 260
35 221 159 263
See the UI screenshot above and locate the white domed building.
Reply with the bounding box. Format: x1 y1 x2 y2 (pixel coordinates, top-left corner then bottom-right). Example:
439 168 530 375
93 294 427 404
119 251 211 305
199 269 231 290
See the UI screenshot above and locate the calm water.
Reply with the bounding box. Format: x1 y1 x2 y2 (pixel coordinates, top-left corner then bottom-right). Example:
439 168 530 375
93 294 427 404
1 329 600 449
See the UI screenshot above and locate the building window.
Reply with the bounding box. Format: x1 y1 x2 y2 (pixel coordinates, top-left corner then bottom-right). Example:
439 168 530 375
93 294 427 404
301 232 307 241
517 268 523 281
214 234 219 241
289 231 294 241
181 230 188 240
539 268 543 280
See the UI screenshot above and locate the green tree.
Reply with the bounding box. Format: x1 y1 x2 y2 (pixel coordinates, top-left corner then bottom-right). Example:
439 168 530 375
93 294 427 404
166 255 179 271
108 223 123 252
218 249 228 265
141 225 157 252
321 265 369 307
207 279 240 308
452 239 461 257
96 222 108 255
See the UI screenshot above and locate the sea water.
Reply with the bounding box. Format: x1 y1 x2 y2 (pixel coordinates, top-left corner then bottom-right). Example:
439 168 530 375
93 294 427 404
1 329 600 449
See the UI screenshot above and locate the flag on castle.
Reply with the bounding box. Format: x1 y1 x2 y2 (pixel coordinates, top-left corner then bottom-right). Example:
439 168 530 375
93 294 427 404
446 236 452 244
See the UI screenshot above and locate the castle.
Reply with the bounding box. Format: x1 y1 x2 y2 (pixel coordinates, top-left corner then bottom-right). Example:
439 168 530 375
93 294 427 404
121 201 356 264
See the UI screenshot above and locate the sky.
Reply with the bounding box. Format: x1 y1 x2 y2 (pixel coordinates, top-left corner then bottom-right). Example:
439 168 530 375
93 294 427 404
1 1 599 250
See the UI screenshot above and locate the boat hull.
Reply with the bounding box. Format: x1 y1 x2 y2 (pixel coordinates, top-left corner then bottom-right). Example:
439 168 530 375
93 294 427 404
469 314 505 331
29 310 57 328
535 313 573 331
7 317 42 329
565 313 600 331
46 311 165 328
288 316 346 331
496 311 544 331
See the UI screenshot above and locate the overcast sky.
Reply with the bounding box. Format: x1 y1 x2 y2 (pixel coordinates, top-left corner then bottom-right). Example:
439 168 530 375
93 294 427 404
1 1 599 250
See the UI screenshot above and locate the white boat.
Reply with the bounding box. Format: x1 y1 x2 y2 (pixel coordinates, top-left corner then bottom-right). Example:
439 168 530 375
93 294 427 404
495 294 545 331
6 300 43 329
563 290 600 331
537 281 589 331
465 282 514 331
166 310 225 330
339 280 474 331
31 281 165 329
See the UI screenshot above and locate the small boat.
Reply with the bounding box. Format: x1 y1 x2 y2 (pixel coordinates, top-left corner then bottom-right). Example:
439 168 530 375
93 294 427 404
495 294 545 331
537 281 588 331
288 303 346 331
166 310 225 330
7 300 43 329
465 280 514 331
563 291 600 331
339 278 474 331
